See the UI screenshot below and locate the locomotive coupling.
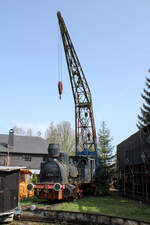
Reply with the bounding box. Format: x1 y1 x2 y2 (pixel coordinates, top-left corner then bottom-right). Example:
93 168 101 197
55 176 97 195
53 183 62 191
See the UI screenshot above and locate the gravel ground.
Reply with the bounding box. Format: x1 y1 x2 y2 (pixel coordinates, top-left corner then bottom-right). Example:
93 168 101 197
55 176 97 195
11 221 62 225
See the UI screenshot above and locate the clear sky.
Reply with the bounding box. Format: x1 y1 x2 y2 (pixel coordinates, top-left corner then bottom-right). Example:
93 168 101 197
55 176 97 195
0 0 150 148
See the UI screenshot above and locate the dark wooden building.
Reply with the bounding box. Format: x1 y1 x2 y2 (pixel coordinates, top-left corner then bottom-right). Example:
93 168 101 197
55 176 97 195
0 167 20 222
117 125 150 202
0 129 49 170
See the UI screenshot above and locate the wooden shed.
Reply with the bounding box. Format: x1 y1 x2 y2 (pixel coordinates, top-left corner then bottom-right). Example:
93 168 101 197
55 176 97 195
0 166 20 222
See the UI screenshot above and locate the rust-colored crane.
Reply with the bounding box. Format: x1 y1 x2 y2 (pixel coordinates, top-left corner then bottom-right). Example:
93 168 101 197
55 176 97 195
57 11 97 166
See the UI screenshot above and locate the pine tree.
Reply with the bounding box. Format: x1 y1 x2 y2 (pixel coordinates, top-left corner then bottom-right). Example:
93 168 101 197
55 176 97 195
137 75 150 129
95 121 115 195
98 121 114 167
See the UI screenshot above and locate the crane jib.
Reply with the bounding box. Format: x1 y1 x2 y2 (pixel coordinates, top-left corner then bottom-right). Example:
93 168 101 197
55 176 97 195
57 11 98 168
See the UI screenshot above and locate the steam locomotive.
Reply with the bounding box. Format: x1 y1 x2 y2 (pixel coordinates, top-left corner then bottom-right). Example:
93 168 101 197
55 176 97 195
35 144 96 200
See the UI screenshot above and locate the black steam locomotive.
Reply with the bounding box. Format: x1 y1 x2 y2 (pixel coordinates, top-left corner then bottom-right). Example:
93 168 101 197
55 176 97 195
117 124 150 201
35 144 95 200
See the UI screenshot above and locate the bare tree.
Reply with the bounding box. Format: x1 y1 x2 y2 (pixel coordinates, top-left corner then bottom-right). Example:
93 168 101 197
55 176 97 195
57 121 75 154
13 126 26 135
27 128 33 136
45 121 75 155
13 126 33 136
45 122 59 144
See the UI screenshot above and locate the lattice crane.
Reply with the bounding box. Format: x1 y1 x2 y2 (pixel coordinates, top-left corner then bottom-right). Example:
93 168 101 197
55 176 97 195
57 11 97 166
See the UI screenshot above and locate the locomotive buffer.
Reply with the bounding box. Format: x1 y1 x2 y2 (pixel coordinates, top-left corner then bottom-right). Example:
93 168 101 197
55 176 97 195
57 11 98 170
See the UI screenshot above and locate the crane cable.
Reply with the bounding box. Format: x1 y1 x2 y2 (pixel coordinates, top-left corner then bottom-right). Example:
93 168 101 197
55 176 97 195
58 28 63 99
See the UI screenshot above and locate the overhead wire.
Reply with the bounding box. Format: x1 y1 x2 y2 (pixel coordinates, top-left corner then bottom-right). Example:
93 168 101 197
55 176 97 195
58 28 62 82
58 27 63 99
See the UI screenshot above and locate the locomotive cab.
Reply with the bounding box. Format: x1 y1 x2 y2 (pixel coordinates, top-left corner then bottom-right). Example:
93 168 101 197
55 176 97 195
70 156 95 183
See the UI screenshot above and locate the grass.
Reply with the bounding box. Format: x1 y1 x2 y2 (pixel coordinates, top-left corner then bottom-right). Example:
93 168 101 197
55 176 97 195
59 193 150 222
20 196 46 207
19 193 150 222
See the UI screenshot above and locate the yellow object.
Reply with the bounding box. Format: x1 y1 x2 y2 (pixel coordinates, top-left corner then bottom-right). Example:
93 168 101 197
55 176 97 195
19 169 34 199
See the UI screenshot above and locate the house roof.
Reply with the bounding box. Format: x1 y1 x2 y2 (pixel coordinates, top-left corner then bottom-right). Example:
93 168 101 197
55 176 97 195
0 166 26 172
0 134 49 155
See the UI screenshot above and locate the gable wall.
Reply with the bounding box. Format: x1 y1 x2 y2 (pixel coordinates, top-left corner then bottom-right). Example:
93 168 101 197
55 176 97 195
0 153 46 169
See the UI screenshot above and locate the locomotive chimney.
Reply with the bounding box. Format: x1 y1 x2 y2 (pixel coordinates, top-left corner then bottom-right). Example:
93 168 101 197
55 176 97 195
8 129 14 148
48 143 60 158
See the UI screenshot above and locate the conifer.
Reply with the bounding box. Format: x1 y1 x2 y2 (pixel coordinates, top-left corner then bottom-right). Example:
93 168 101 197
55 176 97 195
95 121 115 195
137 75 150 129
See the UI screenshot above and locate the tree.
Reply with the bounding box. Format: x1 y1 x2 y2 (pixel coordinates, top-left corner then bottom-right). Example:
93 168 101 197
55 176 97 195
36 131 42 137
13 126 33 136
45 122 59 144
98 121 114 167
56 121 75 154
45 121 75 155
13 126 26 135
27 128 33 136
95 121 115 195
137 75 150 129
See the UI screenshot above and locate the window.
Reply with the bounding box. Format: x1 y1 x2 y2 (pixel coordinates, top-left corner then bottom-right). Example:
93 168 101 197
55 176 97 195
22 154 32 161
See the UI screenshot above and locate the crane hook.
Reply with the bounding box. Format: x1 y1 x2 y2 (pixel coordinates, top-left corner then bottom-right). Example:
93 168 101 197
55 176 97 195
58 81 63 100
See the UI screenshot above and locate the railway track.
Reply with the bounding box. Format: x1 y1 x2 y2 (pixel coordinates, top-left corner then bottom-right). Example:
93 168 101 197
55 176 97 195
13 207 150 225
15 215 73 225
21 199 66 211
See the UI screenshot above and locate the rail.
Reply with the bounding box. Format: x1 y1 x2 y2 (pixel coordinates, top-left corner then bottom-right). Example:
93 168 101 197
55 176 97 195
15 208 150 225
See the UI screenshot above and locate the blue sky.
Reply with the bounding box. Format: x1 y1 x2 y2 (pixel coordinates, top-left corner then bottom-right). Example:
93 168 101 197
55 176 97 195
0 0 150 147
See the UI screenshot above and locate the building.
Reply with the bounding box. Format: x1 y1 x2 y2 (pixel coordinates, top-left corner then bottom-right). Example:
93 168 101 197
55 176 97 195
117 124 150 201
0 129 49 170
0 166 20 223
